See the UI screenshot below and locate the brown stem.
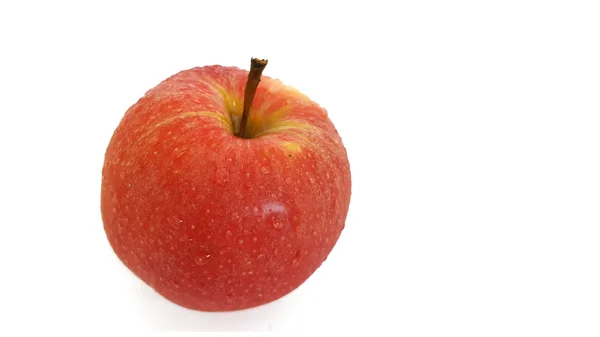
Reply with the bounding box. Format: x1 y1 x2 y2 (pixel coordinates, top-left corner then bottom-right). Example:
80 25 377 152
237 58 268 138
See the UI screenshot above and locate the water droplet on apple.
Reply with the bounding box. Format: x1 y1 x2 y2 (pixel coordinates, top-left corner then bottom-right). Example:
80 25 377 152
176 149 189 159
292 250 301 266
231 212 242 224
167 216 183 229
262 201 289 230
194 253 212 266
216 166 230 186
260 166 270 174
285 177 292 184
309 177 315 184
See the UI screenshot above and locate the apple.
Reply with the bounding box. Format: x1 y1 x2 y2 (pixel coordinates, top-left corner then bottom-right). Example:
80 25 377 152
101 58 352 312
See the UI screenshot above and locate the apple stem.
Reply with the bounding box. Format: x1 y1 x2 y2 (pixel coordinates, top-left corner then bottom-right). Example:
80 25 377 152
237 58 268 139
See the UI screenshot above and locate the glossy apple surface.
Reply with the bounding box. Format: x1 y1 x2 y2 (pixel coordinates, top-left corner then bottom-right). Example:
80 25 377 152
101 63 351 311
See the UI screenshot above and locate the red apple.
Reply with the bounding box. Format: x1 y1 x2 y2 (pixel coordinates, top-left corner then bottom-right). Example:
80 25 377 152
101 58 351 311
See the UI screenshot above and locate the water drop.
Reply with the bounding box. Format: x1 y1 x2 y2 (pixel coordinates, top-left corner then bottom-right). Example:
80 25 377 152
175 149 191 160
292 250 301 266
167 215 182 229
194 253 212 266
285 177 292 184
216 166 230 185
231 212 242 224
260 166 270 174
262 201 289 230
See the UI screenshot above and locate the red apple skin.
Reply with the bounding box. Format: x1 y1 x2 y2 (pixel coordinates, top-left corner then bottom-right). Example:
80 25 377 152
101 64 351 312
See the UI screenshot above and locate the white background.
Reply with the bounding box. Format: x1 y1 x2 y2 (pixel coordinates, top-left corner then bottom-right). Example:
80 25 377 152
1 0 599 334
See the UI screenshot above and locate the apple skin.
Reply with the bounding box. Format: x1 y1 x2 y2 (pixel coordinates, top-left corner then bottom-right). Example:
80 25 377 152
101 64 351 312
